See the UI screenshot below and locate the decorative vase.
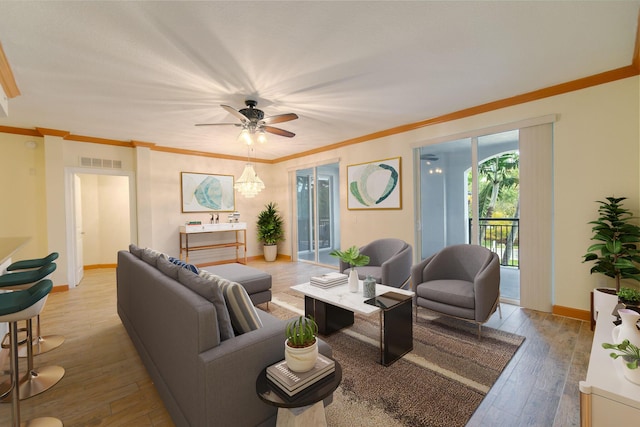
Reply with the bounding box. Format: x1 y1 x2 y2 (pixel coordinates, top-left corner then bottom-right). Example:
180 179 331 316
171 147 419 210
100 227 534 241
348 269 359 293
363 275 376 298
620 361 640 385
284 339 318 373
612 308 640 348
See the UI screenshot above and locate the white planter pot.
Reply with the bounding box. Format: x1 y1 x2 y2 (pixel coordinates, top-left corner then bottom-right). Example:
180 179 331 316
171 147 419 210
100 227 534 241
285 339 318 373
619 359 640 385
263 244 277 262
593 287 619 323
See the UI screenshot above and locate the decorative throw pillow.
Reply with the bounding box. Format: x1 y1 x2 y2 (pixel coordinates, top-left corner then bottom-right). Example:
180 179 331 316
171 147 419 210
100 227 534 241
129 244 143 258
167 256 199 274
217 278 263 334
177 268 235 341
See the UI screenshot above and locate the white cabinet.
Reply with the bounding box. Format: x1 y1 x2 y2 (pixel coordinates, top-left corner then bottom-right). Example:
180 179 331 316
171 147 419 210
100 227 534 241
579 297 640 426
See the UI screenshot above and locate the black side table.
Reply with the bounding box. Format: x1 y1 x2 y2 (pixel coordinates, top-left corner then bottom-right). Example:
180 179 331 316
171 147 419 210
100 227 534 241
365 291 413 366
256 359 342 426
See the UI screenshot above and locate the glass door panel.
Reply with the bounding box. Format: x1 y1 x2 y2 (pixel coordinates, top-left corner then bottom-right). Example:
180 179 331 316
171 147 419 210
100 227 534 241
296 163 340 267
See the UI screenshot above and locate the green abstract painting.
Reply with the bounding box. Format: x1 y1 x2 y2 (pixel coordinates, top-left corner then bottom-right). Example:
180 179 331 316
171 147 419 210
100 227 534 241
347 157 401 210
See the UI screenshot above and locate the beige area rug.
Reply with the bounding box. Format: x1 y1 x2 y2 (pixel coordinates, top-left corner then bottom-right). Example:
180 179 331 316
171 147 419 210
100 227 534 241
266 291 525 427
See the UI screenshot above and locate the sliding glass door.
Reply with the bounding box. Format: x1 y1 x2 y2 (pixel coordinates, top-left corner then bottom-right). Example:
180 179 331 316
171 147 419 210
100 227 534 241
417 130 520 302
296 163 340 267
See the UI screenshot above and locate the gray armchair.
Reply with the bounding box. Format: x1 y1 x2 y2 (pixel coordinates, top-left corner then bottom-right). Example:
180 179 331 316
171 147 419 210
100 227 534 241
340 238 413 288
411 244 501 337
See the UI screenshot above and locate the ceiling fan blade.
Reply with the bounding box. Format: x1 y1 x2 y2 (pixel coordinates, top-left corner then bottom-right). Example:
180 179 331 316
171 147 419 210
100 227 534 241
262 113 298 125
221 104 248 123
264 126 295 138
194 123 241 127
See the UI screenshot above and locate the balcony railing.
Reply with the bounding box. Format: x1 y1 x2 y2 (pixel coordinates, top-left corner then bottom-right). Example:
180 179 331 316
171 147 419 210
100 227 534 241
469 218 519 268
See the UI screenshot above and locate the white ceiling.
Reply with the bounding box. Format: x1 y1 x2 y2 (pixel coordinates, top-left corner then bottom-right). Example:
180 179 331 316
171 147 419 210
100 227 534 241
0 1 638 161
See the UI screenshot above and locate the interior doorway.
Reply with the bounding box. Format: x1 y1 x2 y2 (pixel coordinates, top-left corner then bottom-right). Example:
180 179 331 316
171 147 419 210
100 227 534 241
65 168 137 287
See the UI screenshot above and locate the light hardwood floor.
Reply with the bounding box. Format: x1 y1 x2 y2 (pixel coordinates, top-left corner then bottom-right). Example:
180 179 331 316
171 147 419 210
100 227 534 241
0 261 592 426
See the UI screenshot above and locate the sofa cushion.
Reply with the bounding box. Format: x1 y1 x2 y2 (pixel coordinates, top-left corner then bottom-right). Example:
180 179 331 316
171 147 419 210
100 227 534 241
129 243 143 258
217 278 263 334
177 268 235 341
168 256 199 274
156 255 181 280
205 264 272 296
141 248 164 267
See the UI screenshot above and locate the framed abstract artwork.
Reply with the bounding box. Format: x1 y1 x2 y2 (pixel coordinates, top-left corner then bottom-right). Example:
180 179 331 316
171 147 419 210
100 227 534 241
181 172 235 212
347 157 402 210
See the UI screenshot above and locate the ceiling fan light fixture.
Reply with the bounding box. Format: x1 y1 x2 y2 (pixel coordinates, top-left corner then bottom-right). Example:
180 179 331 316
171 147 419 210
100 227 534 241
256 129 267 144
238 128 253 145
234 163 265 198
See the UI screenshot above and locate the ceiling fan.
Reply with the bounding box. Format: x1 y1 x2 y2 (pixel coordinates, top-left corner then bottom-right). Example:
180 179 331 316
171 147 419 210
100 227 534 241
195 100 298 143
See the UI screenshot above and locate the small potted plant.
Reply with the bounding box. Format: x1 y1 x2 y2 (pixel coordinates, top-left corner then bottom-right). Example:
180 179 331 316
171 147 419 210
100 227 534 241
330 246 370 292
257 202 284 262
602 339 640 385
618 287 640 307
285 316 318 372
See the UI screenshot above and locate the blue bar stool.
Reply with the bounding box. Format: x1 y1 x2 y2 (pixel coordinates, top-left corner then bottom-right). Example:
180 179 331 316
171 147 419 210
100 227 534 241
6 253 59 272
0 263 65 400
0 279 62 427
0 261 65 356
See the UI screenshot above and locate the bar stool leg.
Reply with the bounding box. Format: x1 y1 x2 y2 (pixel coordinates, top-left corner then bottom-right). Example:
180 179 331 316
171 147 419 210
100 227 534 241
17 319 65 400
8 321 62 427
18 315 64 358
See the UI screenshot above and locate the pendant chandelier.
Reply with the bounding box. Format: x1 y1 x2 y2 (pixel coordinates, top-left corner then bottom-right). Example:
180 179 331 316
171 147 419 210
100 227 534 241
234 147 265 198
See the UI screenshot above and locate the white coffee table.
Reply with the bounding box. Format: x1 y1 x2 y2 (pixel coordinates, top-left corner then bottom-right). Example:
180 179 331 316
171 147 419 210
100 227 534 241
291 281 414 366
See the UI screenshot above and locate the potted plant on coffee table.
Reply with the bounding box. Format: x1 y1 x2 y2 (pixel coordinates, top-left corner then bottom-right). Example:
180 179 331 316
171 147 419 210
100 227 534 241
257 202 284 262
285 316 318 373
330 245 370 293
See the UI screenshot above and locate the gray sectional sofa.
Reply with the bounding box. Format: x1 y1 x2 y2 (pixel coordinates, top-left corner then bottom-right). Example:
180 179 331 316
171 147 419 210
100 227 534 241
116 248 332 427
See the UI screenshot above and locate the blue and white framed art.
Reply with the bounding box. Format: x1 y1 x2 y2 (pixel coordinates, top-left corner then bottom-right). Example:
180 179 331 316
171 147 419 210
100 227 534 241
181 172 235 212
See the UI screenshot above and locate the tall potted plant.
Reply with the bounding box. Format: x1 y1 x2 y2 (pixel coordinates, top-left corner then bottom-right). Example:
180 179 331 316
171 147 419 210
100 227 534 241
583 196 640 294
257 202 284 262
330 245 370 292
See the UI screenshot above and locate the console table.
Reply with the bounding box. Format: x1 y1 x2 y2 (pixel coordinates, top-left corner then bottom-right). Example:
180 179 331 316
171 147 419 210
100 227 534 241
579 295 640 425
179 223 247 264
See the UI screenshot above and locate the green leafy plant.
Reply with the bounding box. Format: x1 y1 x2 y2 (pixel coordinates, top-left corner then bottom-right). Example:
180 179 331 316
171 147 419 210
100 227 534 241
618 287 640 305
329 246 370 268
285 316 318 348
257 202 284 246
583 196 640 293
602 339 640 369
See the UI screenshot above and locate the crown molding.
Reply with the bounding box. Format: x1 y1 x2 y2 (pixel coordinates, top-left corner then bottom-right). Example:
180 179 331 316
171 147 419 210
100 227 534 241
0 42 20 98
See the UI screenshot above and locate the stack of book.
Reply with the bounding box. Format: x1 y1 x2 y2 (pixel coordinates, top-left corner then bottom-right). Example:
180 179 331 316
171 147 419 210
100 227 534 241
310 272 348 288
266 354 335 397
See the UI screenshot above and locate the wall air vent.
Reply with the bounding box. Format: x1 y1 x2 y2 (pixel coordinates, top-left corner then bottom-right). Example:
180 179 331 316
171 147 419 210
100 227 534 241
79 157 123 169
